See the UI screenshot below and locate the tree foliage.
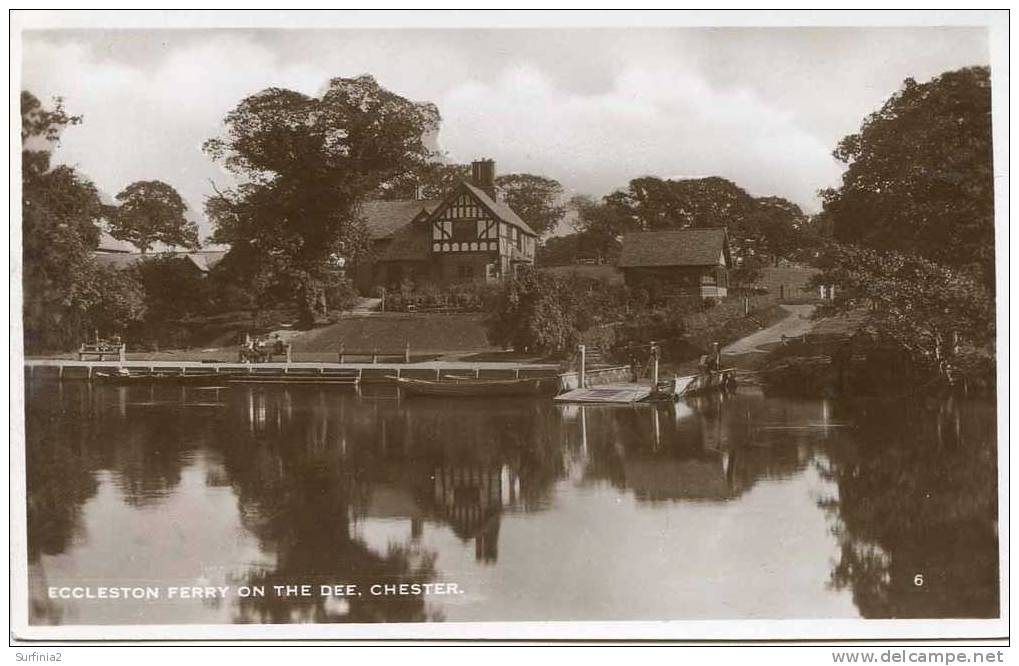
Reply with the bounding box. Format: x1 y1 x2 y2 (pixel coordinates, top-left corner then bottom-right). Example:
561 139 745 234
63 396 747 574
484 266 582 355
109 180 199 252
598 176 808 262
204 75 440 325
812 243 994 372
821 67 994 287
494 173 566 237
21 91 145 351
372 161 469 200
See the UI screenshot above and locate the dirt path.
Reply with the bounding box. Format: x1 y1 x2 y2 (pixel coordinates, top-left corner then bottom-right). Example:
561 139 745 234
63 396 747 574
722 304 816 357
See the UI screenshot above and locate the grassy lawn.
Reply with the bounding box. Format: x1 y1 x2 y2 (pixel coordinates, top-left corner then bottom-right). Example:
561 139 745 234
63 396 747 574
288 312 498 356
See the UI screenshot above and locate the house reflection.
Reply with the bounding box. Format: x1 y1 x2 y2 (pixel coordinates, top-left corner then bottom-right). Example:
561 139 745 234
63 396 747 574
432 464 518 562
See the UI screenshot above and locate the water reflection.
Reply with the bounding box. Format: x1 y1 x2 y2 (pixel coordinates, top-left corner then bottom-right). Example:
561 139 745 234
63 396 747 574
817 398 999 618
24 379 998 624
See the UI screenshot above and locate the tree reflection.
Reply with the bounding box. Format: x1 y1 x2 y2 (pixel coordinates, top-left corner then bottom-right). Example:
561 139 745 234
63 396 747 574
215 387 441 622
818 398 999 618
573 393 818 504
25 381 100 561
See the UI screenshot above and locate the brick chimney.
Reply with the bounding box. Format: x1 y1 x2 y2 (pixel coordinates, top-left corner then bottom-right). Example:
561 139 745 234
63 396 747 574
470 159 496 199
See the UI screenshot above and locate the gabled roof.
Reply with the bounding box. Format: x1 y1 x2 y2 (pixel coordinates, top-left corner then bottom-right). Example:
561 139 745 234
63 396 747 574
618 228 730 268
459 182 536 236
359 200 441 240
375 222 431 263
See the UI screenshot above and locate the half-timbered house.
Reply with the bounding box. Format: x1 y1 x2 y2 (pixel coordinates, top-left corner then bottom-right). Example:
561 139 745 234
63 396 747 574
353 160 537 292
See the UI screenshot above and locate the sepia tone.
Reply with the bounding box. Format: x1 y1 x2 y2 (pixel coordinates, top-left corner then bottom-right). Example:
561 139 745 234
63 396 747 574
16 21 1000 633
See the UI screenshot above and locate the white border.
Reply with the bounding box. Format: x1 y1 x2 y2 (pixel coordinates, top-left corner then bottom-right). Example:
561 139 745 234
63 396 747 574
8 9 1010 643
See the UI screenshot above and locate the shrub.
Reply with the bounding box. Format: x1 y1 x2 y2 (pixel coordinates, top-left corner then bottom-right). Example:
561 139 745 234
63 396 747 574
484 267 581 356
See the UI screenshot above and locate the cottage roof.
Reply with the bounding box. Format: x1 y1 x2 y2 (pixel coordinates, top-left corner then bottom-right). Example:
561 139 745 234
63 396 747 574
375 222 431 263
618 228 729 268
359 200 441 240
460 182 536 236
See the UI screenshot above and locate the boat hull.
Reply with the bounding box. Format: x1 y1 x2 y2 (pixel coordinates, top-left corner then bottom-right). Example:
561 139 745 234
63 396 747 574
668 369 736 398
390 375 556 397
93 372 237 385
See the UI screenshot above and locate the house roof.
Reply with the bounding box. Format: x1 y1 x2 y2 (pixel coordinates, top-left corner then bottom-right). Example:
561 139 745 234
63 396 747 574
358 178 535 260
375 222 432 263
359 200 441 240
460 182 536 236
618 228 729 268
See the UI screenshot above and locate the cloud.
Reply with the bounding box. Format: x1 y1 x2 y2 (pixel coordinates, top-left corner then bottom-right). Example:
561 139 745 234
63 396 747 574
21 27 989 238
437 62 843 206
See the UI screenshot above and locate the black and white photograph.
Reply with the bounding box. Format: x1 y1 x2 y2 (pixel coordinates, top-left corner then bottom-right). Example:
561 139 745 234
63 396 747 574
9 10 1009 645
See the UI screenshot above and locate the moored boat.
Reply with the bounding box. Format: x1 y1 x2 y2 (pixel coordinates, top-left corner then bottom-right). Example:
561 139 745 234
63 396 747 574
665 368 737 398
93 370 237 385
389 375 557 397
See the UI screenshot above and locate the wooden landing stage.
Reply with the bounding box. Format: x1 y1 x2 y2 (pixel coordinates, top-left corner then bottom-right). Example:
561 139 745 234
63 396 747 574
24 359 561 385
555 382 654 404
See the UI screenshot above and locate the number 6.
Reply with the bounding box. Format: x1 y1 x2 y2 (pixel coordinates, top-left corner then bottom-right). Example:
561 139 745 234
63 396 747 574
914 574 924 586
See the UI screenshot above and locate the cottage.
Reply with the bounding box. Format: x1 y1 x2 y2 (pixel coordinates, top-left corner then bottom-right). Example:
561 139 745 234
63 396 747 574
353 160 536 292
618 228 731 300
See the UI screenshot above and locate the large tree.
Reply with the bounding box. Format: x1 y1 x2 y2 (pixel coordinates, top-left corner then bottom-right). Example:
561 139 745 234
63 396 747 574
821 66 994 287
109 180 199 252
494 173 566 237
21 91 145 350
602 176 811 262
204 75 440 325
372 161 469 200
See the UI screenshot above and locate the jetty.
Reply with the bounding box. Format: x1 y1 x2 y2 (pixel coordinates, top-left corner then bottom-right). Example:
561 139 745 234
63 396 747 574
24 359 562 385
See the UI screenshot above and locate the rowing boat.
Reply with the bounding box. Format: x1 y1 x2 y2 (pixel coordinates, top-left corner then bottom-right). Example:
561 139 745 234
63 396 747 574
665 368 737 398
389 375 557 397
92 371 237 385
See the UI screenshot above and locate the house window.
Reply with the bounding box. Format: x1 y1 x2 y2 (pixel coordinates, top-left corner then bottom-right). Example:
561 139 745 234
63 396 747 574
452 220 475 241
701 273 716 285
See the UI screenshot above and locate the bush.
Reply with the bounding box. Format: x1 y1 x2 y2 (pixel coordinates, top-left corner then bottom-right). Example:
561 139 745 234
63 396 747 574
611 295 784 364
484 267 581 356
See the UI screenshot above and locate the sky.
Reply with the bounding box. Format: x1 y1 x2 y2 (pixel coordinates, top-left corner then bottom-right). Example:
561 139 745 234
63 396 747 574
21 26 989 238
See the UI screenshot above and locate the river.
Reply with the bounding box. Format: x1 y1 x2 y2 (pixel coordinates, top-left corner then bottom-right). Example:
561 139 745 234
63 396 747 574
23 379 999 625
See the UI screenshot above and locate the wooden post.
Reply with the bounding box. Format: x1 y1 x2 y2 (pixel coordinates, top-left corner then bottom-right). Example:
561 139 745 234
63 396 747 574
578 344 586 388
119 344 126 363
372 348 378 364
650 342 660 390
286 344 292 364
338 342 345 364
404 341 410 363
743 296 750 316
